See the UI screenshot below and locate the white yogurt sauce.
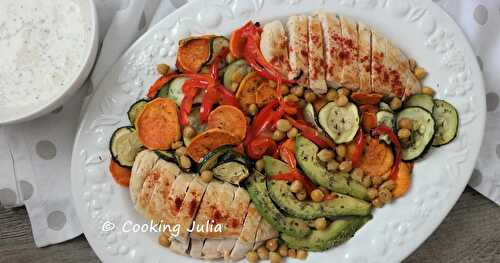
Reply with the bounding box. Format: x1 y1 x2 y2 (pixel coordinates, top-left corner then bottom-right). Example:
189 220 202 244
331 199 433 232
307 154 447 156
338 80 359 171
0 0 92 107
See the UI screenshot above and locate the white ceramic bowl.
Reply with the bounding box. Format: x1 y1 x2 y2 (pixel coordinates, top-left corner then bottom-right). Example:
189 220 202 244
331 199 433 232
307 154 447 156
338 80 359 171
0 0 99 125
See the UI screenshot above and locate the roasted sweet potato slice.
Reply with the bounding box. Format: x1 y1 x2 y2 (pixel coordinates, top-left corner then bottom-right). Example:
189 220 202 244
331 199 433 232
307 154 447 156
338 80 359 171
109 160 132 187
207 105 247 141
186 128 241 162
256 81 277 107
392 162 411 198
348 137 394 177
176 36 212 73
135 98 181 150
236 72 266 112
351 92 384 105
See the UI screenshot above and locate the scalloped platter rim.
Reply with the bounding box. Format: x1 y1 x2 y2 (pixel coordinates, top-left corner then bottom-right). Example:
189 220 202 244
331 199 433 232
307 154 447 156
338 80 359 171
70 0 486 262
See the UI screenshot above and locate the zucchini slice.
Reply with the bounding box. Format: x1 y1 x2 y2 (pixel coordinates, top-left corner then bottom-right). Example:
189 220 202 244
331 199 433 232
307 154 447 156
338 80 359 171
223 59 251 92
396 107 436 161
376 111 395 144
432 100 459 146
109 126 143 167
318 102 360 144
197 145 235 172
379 101 393 112
404 94 434 112
127 99 148 125
213 161 249 185
206 36 229 65
154 150 176 162
156 85 170 98
304 103 323 131
183 107 207 146
168 77 203 106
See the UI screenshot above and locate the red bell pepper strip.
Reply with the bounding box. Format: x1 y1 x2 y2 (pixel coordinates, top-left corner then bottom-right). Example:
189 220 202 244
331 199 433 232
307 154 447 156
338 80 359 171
324 193 337 201
285 116 335 148
372 124 401 180
246 135 278 160
146 73 178 98
210 47 229 80
216 84 239 107
199 84 218 123
279 138 297 169
271 170 315 194
351 129 364 168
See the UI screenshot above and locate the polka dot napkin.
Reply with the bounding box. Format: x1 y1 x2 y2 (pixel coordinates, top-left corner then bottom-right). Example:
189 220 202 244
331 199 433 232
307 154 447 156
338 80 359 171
0 0 183 247
0 0 498 248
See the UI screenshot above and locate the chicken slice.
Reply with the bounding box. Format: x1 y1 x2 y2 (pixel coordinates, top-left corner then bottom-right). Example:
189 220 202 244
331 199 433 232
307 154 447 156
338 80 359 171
307 15 328 94
261 20 290 78
358 21 372 93
144 160 180 223
218 238 238 261
172 176 208 244
371 29 390 95
386 40 421 97
253 217 279 249
224 187 251 237
201 239 222 259
189 238 204 259
170 239 190 255
340 16 360 90
317 12 343 88
191 181 237 239
129 150 158 214
286 15 309 86
230 203 262 261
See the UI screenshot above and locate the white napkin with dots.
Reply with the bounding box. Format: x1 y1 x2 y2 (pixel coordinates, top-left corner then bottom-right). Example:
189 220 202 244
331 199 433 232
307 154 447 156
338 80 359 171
0 0 498 247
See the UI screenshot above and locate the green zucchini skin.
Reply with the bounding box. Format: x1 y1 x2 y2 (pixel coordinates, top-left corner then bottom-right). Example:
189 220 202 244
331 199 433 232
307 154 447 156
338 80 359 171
318 102 360 144
109 126 143 167
432 99 459 147
396 106 436 161
403 94 435 112
127 99 148 125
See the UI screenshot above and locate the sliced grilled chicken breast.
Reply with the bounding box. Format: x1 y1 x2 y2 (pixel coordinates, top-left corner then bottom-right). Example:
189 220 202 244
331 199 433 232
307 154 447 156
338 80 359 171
253 217 279 250
307 15 328 94
358 21 372 93
174 176 208 244
201 239 222 259
286 15 309 86
317 12 343 88
189 238 204 258
371 29 388 95
340 16 360 90
386 40 421 97
230 203 262 260
224 187 251 237
218 239 238 261
260 20 290 78
130 150 158 215
170 239 190 255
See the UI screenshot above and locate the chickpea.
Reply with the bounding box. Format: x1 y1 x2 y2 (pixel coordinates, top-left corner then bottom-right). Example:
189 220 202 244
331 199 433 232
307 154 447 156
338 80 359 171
372 175 383 186
372 197 384 208
285 94 299 102
157 63 170 75
158 234 171 247
288 249 297 258
291 86 305 97
296 249 308 260
287 128 298 139
327 160 340 171
200 170 213 183
304 90 317 102
272 130 286 141
351 168 364 182
278 244 289 257
336 95 349 107
279 85 289 95
398 128 411 140
326 89 338 101
414 67 428 80
270 252 282 263
314 217 328 230
179 155 191 170
339 160 353 173
266 239 279 252
175 146 187 156
362 175 372 187
378 188 393 203
367 188 379 200
398 118 413 130
311 189 325 202
335 145 347 158
339 88 351 96
390 97 402 110
276 119 292 132
255 159 265 172
290 180 304 193
248 104 258 116
380 179 396 191
246 251 259 263
296 190 307 201
183 126 196 139
171 141 183 150
257 246 269 260
318 149 335 162
421 86 435 97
